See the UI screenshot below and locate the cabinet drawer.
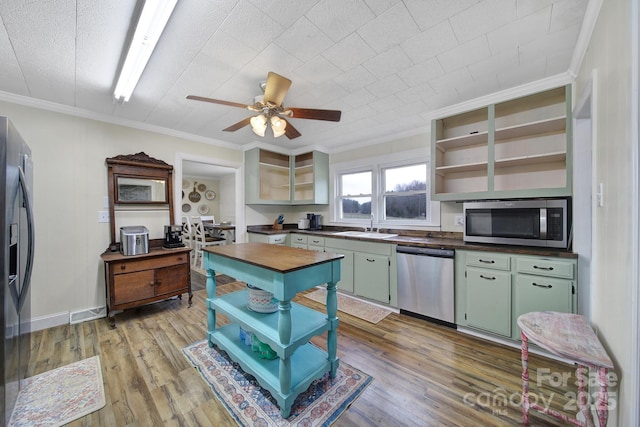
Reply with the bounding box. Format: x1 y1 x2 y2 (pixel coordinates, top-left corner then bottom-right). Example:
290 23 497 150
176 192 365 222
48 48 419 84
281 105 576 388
112 254 189 275
516 257 575 279
113 270 156 305
465 253 511 271
269 234 287 245
307 236 325 247
290 243 307 249
290 234 308 244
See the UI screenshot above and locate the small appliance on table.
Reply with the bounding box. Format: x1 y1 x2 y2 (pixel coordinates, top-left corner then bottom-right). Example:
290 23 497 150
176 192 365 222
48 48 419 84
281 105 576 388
163 224 185 248
120 226 149 255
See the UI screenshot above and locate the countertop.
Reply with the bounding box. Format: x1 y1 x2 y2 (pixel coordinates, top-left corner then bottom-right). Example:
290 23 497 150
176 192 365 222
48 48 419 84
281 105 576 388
247 225 578 259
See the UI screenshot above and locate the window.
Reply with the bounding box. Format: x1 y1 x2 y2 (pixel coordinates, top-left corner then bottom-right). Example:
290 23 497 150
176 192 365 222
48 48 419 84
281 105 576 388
335 157 438 226
338 171 372 219
383 164 427 221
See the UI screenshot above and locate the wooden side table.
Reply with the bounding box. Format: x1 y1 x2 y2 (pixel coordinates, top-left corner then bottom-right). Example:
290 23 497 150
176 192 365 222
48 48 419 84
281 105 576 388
517 311 614 427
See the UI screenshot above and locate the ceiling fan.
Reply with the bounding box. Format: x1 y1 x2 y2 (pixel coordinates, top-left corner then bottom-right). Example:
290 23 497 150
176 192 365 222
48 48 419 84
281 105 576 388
186 72 341 139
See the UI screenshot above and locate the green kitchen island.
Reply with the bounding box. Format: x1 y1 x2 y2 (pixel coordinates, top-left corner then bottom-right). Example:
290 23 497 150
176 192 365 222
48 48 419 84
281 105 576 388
203 242 343 418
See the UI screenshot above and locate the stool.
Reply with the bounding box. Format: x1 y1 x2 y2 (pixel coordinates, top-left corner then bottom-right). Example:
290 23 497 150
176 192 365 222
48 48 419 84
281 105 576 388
518 311 614 427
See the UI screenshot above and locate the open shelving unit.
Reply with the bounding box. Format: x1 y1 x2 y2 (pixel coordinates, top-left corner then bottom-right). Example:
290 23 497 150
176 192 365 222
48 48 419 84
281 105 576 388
431 85 572 200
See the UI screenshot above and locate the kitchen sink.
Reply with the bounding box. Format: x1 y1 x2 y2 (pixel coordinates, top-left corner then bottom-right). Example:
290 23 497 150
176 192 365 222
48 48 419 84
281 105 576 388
333 231 398 239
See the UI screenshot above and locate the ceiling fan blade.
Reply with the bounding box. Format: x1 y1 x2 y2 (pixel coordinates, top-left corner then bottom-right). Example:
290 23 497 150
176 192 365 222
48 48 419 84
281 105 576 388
263 72 292 107
282 119 302 139
285 107 342 122
186 95 250 109
223 117 252 132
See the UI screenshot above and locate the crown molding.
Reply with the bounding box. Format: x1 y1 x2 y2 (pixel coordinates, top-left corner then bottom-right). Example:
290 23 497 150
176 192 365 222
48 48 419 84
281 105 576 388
0 90 243 151
568 0 604 78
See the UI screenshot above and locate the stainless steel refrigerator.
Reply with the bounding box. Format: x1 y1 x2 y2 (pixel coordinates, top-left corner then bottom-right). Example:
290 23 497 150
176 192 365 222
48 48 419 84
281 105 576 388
0 116 34 424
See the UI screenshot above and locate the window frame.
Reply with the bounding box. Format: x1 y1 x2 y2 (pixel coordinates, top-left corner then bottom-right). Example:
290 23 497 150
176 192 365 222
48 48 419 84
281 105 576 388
332 151 440 227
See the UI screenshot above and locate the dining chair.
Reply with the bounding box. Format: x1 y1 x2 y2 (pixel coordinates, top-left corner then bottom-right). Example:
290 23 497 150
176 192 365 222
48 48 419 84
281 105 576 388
181 216 195 264
193 221 225 269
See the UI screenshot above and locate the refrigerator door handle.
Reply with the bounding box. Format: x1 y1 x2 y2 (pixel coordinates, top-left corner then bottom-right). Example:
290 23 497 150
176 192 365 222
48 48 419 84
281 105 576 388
16 163 34 314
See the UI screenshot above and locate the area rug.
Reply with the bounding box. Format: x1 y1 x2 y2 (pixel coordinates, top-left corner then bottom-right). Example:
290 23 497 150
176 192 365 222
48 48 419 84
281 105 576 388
304 288 392 324
8 355 105 427
183 340 372 427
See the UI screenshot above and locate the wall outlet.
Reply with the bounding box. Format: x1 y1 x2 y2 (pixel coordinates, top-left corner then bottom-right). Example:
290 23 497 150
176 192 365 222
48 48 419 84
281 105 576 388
98 211 110 223
454 215 465 227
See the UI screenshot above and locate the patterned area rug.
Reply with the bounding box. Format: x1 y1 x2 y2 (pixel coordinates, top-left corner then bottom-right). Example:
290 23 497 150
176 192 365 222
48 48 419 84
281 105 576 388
183 340 372 427
304 288 392 324
8 356 105 427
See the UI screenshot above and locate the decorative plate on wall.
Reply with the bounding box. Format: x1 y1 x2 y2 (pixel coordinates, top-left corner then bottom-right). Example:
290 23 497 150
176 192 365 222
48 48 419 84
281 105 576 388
205 190 216 200
198 204 209 214
197 183 207 192
182 203 191 213
182 179 190 189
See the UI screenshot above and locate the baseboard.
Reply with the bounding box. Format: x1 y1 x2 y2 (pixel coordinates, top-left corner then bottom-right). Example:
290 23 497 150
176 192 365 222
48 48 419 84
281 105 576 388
30 311 69 332
70 306 107 324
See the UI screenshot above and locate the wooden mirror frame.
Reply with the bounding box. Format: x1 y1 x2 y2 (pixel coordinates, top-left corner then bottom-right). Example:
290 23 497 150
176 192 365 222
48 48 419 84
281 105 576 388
106 152 174 245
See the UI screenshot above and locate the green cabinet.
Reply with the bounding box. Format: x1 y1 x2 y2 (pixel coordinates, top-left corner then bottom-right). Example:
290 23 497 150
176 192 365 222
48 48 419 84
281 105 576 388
323 237 396 305
466 268 512 336
354 253 390 304
307 236 325 252
456 250 577 340
513 256 576 339
245 148 328 205
431 85 572 201
289 234 308 249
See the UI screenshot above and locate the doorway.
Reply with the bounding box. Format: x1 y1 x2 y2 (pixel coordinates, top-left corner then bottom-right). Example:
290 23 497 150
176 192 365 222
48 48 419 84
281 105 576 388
174 152 245 244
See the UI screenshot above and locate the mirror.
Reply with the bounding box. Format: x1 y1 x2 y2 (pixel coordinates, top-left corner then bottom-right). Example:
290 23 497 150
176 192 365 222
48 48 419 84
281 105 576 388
116 177 167 203
106 152 175 245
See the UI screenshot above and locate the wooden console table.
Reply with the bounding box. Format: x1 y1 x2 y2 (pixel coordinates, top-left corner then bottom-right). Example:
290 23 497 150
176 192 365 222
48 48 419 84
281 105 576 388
518 311 614 427
101 245 192 327
203 243 343 418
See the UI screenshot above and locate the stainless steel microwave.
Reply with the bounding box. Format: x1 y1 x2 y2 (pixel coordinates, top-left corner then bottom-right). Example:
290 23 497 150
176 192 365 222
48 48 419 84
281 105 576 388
463 199 571 248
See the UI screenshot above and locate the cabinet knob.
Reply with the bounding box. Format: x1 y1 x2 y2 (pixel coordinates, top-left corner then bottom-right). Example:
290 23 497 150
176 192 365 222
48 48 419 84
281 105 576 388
149 281 155 287
366 258 375 262
480 274 496 281
479 259 495 264
177 256 184 261
120 265 126 270
533 265 554 271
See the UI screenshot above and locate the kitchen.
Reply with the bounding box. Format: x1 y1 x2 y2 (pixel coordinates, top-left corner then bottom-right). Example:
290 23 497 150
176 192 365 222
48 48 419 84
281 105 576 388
0 0 637 426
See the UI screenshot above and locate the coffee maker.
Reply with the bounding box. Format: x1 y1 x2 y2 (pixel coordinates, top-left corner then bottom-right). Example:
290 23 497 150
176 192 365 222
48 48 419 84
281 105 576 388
163 224 185 248
307 213 323 230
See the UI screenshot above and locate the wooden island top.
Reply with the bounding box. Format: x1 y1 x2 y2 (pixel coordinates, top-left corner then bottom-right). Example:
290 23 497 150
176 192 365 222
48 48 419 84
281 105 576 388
204 242 343 273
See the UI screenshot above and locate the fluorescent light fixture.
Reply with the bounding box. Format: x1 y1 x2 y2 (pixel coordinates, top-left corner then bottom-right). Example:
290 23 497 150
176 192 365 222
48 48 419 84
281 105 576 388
114 0 178 102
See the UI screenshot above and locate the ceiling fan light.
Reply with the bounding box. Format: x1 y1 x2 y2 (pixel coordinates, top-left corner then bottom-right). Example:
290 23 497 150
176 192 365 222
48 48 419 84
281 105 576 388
250 115 267 137
270 116 286 137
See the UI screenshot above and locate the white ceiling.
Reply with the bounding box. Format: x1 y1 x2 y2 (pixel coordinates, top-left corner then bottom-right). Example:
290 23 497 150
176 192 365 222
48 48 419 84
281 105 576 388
0 0 590 152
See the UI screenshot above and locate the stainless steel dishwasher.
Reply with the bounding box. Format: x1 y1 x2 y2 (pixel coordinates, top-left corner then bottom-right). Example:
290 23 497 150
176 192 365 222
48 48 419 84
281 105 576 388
396 246 455 326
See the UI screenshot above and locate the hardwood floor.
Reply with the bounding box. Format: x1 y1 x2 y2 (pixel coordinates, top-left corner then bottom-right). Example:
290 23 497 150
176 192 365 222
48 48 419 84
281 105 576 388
29 273 578 426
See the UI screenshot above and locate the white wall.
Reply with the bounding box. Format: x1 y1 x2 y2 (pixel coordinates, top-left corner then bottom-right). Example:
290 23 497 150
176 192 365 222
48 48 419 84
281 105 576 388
575 0 639 424
0 100 242 327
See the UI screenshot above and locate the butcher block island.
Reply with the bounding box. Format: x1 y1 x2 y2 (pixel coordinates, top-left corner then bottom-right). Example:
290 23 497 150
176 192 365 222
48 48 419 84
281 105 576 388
203 243 343 418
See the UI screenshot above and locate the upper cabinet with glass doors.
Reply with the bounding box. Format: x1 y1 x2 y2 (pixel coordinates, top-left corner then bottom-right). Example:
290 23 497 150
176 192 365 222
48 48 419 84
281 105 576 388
245 148 329 205
431 85 572 201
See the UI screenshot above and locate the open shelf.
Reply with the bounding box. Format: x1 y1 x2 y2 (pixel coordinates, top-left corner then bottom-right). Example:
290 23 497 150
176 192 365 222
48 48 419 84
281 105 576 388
211 290 330 358
436 131 489 151
495 116 566 141
495 152 566 169
435 161 488 175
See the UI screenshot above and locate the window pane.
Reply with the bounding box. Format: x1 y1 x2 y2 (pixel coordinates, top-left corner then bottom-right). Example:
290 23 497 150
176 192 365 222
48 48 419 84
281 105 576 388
342 197 371 219
384 164 426 192
385 194 427 220
341 171 372 195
